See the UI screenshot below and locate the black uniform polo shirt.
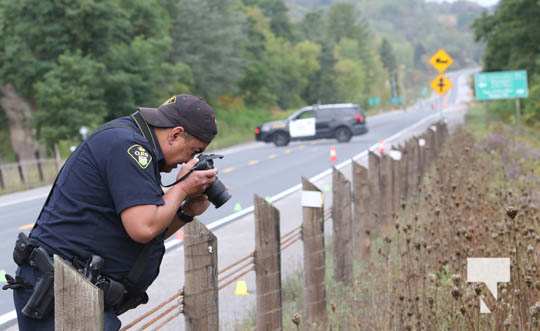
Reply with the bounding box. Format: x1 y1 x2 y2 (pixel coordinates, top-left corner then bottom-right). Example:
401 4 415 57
31 116 167 291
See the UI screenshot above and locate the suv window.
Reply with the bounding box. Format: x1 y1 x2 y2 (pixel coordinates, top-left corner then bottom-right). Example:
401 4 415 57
335 107 357 116
315 109 333 120
296 110 315 120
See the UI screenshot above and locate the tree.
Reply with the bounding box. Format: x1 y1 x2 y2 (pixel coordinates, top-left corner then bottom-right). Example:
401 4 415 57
473 0 540 75
379 38 399 98
239 6 320 109
243 0 293 40
0 0 184 148
473 0 540 123
34 52 107 147
334 59 365 103
169 0 246 101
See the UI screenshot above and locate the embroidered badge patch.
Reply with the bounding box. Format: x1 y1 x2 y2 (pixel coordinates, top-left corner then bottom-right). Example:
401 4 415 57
161 96 176 106
128 145 152 169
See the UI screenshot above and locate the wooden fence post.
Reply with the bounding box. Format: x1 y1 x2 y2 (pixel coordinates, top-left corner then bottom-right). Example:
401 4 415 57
441 121 449 142
389 151 402 219
417 136 426 179
15 154 25 184
332 168 353 284
0 166 4 190
254 195 282 331
54 144 62 172
407 139 418 197
379 154 393 225
184 220 219 331
352 162 370 260
430 125 439 158
367 151 381 228
301 178 327 329
401 142 410 202
35 150 44 182
425 128 435 167
54 255 103 331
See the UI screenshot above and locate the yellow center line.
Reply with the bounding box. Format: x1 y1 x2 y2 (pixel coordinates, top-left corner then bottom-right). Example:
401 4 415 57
248 160 259 166
19 223 34 231
222 166 236 174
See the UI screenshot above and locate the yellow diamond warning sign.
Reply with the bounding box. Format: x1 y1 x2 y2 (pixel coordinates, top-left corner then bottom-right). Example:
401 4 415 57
429 49 453 73
431 74 452 95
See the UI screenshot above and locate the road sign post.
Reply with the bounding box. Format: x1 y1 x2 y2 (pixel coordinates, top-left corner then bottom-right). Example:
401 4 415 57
428 49 453 118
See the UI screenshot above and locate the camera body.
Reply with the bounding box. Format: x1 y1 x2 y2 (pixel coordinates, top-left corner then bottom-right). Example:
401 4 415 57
192 154 231 208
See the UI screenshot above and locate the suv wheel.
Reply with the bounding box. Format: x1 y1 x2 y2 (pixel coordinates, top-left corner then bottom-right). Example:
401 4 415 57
335 127 352 143
272 132 290 147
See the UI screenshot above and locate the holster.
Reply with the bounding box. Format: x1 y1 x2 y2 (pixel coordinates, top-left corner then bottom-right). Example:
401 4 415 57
113 291 148 316
11 233 149 318
23 246 54 319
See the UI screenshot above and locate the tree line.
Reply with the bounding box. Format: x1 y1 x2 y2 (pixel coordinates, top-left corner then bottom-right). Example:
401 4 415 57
473 0 540 124
0 0 483 159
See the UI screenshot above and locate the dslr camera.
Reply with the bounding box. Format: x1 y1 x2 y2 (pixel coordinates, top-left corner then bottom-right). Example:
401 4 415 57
192 154 231 208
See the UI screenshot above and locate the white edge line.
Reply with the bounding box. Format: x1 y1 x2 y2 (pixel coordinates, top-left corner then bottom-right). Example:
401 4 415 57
0 106 432 209
0 310 17 327
0 193 49 209
0 107 458 328
162 109 447 253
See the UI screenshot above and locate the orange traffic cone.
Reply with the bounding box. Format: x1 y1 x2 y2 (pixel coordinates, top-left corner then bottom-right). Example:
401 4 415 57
329 146 337 164
377 140 386 154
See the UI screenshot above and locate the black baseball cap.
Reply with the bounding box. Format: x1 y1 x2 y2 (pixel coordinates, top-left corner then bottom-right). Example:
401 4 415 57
139 94 217 143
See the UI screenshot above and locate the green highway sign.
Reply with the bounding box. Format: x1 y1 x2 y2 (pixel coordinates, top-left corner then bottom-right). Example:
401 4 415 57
475 70 528 101
389 96 403 105
368 96 381 107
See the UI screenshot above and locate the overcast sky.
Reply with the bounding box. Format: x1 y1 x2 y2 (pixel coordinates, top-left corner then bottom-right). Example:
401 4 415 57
428 0 499 7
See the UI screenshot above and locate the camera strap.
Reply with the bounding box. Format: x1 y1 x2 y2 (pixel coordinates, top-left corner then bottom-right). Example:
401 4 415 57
131 111 192 188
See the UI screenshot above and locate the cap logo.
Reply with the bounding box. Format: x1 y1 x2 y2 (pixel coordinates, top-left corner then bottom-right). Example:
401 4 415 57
128 144 152 169
161 96 176 106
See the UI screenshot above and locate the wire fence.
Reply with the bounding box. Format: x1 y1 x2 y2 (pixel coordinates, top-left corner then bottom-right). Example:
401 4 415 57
0 153 61 193
51 120 448 330
121 207 333 331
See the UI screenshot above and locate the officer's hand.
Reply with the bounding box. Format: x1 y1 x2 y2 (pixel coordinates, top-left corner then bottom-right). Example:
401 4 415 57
176 160 217 196
182 195 210 216
176 159 198 181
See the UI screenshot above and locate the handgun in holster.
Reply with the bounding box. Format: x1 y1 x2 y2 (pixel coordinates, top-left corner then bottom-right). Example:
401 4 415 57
22 246 54 319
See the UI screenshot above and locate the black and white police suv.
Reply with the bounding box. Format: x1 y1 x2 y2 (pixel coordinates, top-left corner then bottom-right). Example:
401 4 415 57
255 103 368 147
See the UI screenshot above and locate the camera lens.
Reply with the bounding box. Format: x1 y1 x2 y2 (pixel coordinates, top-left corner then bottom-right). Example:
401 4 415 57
205 179 231 208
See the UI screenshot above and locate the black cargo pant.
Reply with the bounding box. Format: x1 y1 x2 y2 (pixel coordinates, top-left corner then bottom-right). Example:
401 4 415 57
13 264 121 331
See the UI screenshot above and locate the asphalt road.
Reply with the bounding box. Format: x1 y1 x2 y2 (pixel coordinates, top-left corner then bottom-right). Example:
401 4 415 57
0 70 471 326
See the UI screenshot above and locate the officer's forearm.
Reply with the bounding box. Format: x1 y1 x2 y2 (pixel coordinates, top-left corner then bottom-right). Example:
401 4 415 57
164 216 187 239
121 185 188 243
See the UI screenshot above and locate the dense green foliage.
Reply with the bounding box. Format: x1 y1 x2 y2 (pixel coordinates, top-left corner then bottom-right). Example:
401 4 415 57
473 0 540 125
288 0 485 100
0 0 485 152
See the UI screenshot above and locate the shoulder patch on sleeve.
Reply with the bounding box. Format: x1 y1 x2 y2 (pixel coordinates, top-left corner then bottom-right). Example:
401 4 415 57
127 144 152 169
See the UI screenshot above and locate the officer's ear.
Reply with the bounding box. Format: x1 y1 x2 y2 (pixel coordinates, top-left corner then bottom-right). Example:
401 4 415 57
168 126 186 144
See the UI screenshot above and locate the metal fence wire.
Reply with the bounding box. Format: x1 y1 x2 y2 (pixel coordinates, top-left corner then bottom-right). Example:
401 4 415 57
122 206 334 330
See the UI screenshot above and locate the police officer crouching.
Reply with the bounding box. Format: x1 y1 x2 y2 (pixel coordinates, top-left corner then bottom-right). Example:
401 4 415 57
4 95 220 330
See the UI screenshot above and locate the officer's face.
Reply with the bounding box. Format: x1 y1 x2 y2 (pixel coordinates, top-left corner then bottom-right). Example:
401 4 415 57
162 128 208 172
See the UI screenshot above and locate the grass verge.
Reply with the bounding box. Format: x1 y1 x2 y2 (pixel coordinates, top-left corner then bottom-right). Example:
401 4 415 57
233 102 540 330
